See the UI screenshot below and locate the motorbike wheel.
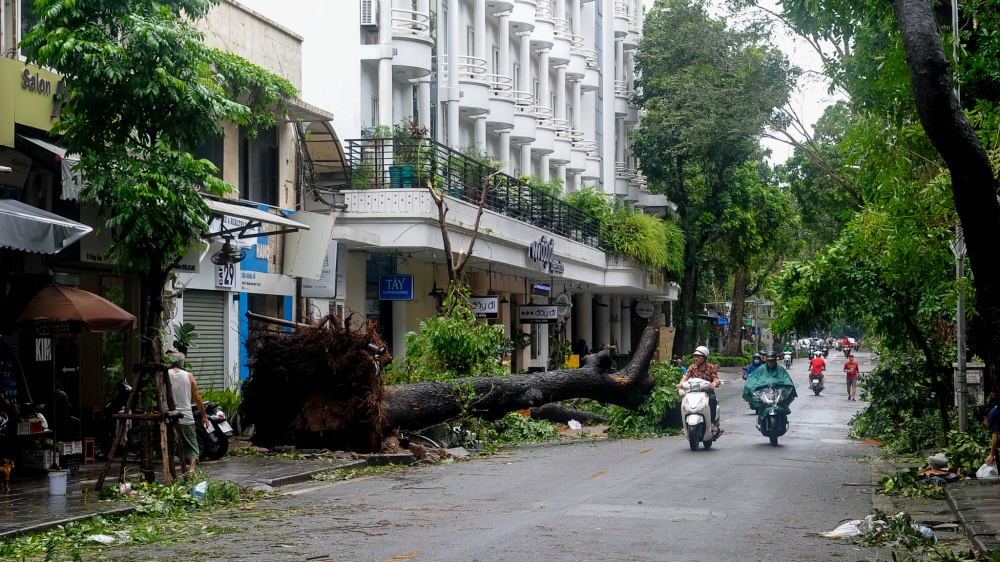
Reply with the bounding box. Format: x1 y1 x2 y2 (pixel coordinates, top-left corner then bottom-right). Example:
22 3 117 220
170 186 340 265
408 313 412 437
813 385 821 396
688 429 700 451
769 427 779 446
197 430 230 461
703 438 713 449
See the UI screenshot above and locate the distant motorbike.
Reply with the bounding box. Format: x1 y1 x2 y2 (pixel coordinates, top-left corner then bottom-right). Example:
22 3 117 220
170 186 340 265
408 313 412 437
751 385 793 446
843 345 851 358
809 373 824 396
783 351 793 368
679 377 721 451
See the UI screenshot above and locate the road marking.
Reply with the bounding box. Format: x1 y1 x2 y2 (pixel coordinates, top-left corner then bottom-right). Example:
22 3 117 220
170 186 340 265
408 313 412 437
586 470 609 480
567 503 726 521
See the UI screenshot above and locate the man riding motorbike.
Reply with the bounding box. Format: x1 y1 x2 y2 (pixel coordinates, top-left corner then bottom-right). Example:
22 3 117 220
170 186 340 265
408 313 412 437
782 343 795 364
808 350 827 390
676 346 721 433
742 351 798 443
742 353 763 380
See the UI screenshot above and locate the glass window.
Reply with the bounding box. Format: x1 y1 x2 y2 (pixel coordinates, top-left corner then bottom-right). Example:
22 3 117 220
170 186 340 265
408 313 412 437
467 26 475 56
19 0 38 59
193 135 224 179
513 62 521 91
239 126 278 206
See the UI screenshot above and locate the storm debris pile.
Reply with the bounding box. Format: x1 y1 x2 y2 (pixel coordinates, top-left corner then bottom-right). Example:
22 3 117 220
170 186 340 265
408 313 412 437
241 312 389 453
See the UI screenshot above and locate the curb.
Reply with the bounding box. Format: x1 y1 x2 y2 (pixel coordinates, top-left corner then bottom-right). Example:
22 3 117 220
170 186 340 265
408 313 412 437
248 454 416 488
946 483 1000 552
0 504 137 542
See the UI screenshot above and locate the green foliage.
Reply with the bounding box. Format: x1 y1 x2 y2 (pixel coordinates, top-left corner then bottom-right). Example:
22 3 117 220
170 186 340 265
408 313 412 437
171 322 200 355
200 388 243 418
854 509 939 548
495 412 561 444
604 361 683 438
603 208 684 273
563 185 612 219
385 287 508 383
350 158 376 189
879 467 946 500
943 430 990 479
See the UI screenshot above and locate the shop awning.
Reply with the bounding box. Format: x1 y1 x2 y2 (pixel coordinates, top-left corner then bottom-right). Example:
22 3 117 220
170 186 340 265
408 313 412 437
303 120 348 189
275 97 334 123
14 134 86 201
0 199 92 254
202 198 310 239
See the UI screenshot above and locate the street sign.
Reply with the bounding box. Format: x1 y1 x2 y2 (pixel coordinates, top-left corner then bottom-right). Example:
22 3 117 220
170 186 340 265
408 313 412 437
471 297 499 318
716 317 729 327
379 274 414 301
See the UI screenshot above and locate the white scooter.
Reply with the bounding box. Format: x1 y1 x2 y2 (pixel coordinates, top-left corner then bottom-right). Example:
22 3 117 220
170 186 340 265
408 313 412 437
783 351 793 368
679 377 721 450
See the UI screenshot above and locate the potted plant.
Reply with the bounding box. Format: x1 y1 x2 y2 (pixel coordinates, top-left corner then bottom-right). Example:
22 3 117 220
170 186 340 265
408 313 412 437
389 118 427 188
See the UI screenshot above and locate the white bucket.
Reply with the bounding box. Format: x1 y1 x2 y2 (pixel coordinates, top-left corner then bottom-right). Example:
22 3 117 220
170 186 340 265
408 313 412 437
48 470 68 495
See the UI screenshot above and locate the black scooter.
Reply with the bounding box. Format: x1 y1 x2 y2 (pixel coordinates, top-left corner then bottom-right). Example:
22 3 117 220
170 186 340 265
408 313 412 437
194 401 234 461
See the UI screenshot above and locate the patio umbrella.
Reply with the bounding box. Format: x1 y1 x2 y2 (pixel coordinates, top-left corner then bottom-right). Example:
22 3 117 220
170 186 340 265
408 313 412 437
15 285 137 334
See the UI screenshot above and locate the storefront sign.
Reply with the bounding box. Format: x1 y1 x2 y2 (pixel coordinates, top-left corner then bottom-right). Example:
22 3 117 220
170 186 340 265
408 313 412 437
379 274 414 301
519 305 559 324
635 299 655 319
365 299 380 316
555 292 572 318
216 263 237 289
21 69 52 95
471 297 498 319
301 239 339 298
527 236 564 274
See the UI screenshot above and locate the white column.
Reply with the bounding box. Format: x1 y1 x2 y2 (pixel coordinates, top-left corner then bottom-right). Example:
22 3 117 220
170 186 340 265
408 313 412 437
539 50 550 112
378 0 394 127
418 77 431 131
572 79 581 130
594 294 611 351
556 66 566 123
619 298 632 355
625 51 634 92
475 116 487 149
499 129 511 175
520 143 532 177
617 118 626 162
610 295 621 352
447 0 460 146
499 13 510 81
572 0 581 35
556 164 566 186
601 0 616 194
616 39 624 84
475 0 487 62
519 33 532 100
540 154 550 182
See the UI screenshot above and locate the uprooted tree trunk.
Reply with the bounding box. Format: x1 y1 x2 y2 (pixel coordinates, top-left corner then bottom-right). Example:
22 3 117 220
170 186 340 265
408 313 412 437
381 327 659 432
241 314 660 452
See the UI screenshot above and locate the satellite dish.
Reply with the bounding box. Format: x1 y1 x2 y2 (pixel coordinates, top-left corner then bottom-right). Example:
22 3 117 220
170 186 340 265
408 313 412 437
210 238 247 265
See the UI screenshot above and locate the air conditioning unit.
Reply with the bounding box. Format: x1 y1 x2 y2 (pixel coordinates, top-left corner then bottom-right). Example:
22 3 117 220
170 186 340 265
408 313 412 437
360 0 378 27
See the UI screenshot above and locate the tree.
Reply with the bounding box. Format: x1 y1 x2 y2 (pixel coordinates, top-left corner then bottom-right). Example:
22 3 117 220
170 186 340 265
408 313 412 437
634 0 798 355
21 0 296 474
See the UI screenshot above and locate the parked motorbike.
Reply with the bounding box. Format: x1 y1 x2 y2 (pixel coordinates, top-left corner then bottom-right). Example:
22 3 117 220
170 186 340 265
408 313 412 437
809 373 824 396
97 378 142 460
194 401 234 461
783 351 793 368
751 385 793 446
679 377 721 451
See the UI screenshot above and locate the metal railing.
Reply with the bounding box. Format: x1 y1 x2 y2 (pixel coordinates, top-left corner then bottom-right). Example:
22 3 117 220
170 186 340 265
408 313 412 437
344 137 603 248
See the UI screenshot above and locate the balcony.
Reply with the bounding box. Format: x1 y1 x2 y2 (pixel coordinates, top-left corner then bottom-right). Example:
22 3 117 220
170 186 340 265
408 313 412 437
580 49 600 91
510 0 537 32
391 8 433 80
532 106 555 154
614 80 628 116
551 120 572 164
613 0 630 38
550 18 572 65
487 0 515 13
532 0 555 50
486 75 517 130
344 137 603 248
614 162 630 196
625 102 640 125
440 55 490 116
566 35 587 79
511 91 537 143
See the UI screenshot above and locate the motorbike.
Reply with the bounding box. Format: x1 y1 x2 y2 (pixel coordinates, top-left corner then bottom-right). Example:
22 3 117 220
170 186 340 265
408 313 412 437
97 378 142 460
821 345 829 358
751 385 793 446
809 372 824 396
783 351 793 368
679 377 721 451
843 345 851 358
194 401 234 461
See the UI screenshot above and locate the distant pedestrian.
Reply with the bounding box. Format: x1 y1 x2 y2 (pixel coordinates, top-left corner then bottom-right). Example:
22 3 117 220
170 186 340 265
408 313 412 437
844 354 860 401
576 339 590 358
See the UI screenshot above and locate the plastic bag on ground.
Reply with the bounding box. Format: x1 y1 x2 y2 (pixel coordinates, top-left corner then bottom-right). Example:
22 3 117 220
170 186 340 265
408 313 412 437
927 453 949 468
190 480 208 501
820 520 862 538
568 420 582 430
976 463 999 479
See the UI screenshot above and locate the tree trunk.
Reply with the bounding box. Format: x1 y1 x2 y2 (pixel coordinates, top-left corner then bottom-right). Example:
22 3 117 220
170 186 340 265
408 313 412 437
893 0 1000 394
380 327 660 432
723 268 747 356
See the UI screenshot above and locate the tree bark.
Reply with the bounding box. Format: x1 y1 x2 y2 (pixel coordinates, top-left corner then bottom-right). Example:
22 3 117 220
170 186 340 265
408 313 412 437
893 0 1000 393
380 327 660 432
723 268 747 356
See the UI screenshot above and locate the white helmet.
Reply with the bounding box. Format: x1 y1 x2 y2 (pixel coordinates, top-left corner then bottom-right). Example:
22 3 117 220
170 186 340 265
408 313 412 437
693 346 711 358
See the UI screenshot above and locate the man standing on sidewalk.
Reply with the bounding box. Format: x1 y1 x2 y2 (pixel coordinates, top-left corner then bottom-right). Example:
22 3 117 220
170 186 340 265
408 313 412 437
166 351 209 481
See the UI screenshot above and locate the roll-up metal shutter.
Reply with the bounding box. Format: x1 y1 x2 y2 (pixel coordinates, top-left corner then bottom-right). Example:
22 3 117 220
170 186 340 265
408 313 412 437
182 290 225 391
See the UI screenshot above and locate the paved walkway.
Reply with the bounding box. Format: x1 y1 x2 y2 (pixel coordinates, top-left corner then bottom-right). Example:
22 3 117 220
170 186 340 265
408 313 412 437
0 454 385 540
947 478 1000 551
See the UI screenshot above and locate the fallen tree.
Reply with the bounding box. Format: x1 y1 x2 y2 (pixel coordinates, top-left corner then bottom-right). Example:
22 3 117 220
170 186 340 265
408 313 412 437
240 312 659 452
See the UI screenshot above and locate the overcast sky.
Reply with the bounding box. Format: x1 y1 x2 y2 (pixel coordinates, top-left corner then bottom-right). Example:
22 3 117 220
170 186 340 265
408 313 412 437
232 0 838 165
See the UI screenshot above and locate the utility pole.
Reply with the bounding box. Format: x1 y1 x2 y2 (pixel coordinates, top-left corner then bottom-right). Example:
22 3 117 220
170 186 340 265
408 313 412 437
953 224 968 431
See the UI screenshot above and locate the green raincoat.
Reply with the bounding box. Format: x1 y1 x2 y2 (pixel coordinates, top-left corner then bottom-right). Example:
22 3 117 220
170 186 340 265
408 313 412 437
742 363 798 412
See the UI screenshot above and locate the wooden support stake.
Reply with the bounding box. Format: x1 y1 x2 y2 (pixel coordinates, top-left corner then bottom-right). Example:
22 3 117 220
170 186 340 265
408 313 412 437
95 366 144 491
154 369 172 485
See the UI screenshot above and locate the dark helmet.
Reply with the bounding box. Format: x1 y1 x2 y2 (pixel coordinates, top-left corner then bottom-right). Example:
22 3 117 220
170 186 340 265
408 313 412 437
752 352 762 360
765 351 778 361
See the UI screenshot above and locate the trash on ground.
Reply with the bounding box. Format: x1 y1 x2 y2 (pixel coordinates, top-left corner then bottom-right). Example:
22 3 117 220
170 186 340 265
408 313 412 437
821 512 937 545
926 453 949 469
976 463 999 479
568 419 582 430
86 534 117 545
820 520 861 538
190 480 208 502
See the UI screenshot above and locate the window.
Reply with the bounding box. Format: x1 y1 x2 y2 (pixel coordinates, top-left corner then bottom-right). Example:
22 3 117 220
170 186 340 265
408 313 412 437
19 0 38 59
533 80 540 104
239 126 278 206
567 103 574 128
513 62 521 91
371 96 379 126
193 135 224 179
492 46 500 75
466 26 475 56
551 93 557 112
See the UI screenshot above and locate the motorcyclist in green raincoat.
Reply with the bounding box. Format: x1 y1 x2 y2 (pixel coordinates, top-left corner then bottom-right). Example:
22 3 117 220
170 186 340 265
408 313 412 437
743 351 798 421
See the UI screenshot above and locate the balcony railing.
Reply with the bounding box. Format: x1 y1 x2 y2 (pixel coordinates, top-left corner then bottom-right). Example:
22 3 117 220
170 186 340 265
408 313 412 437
345 137 603 249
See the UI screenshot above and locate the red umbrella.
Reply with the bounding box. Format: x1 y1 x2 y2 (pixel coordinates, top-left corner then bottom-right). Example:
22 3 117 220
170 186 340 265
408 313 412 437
15 285 137 333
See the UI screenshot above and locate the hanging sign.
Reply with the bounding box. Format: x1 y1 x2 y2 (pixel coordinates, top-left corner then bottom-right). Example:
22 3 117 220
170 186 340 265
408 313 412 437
471 297 499 319
519 305 559 324
379 274 414 301
635 299 655 319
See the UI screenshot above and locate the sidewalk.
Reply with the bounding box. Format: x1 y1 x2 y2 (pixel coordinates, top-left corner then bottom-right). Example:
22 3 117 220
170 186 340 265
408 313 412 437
946 478 1000 551
0 453 410 541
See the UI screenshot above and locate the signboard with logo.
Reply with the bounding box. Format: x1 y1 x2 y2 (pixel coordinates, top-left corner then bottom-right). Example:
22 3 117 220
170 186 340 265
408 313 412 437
716 317 729 327
519 305 559 324
301 239 339 298
379 274 414 301
471 297 499 319
215 262 237 289
527 236 565 274
635 299 655 319
555 293 572 318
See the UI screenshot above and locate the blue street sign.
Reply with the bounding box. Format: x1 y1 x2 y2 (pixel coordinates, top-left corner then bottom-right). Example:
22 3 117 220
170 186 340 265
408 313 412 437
379 274 414 301
716 317 729 327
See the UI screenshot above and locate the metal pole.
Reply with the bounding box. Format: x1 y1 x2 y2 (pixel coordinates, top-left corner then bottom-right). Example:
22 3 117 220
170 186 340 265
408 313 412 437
954 224 968 431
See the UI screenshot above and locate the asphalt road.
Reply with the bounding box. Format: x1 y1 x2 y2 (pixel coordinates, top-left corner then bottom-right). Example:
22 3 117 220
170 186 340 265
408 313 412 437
105 351 901 562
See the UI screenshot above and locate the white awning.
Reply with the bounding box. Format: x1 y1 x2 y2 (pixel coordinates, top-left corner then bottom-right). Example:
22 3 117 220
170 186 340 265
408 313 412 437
202 198 310 239
0 199 92 254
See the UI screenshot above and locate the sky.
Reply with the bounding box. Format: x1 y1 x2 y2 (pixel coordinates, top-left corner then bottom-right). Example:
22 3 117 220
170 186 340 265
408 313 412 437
233 0 839 165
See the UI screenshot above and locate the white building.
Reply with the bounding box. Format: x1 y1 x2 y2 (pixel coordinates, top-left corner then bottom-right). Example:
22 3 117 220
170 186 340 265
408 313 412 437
290 0 678 371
